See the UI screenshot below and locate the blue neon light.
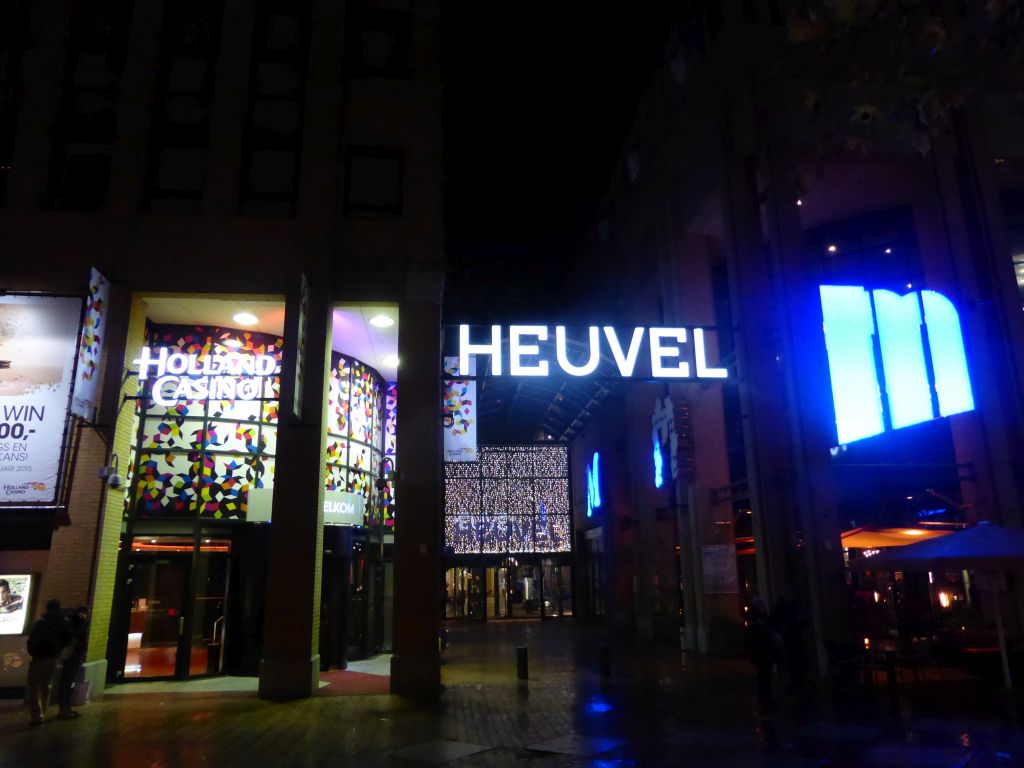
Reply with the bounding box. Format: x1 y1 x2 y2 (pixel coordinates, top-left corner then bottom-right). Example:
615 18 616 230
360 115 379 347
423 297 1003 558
819 286 884 444
653 432 664 489
820 285 974 445
921 290 974 417
872 290 933 429
586 452 601 517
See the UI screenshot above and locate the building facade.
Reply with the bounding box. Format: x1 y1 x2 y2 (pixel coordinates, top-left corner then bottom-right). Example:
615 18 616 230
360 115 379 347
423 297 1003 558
568 4 1024 671
0 0 443 699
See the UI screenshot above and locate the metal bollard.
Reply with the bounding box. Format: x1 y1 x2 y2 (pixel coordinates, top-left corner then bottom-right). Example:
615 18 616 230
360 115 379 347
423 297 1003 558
516 646 528 680
599 645 611 678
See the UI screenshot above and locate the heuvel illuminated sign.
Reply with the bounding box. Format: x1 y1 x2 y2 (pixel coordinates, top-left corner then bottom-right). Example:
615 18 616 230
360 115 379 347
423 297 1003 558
820 286 974 445
133 347 281 406
457 325 727 379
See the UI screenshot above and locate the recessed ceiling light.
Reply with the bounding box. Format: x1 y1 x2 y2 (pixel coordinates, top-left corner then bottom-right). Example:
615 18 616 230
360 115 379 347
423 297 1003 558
233 312 258 326
382 355 400 367
369 314 395 328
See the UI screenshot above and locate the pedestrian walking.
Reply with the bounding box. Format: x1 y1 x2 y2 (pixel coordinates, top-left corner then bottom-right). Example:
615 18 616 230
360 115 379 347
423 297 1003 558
746 598 782 714
56 604 90 719
773 590 809 696
24 598 71 725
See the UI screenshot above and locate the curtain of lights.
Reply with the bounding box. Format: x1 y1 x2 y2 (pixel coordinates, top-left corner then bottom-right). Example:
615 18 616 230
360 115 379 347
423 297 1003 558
444 445 570 555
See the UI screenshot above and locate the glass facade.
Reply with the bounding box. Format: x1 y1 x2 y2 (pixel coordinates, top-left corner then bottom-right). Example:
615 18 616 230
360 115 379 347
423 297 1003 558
325 352 396 527
127 324 283 521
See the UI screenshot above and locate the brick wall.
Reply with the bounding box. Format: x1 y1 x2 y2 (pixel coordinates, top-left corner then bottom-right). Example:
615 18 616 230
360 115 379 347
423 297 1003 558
86 295 146 664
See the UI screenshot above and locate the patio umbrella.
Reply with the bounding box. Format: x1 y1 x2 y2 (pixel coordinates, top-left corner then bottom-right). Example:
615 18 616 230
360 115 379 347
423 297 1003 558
853 521 1024 689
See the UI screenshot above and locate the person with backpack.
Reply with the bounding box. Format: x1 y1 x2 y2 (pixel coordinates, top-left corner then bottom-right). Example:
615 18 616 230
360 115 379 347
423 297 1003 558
55 604 90 718
25 598 71 725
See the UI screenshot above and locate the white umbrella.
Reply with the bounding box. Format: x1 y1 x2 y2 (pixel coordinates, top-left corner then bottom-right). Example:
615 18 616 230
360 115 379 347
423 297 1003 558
853 521 1024 688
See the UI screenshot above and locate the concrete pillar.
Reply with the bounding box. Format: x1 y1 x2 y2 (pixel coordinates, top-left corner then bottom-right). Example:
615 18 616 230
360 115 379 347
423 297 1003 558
258 277 331 701
664 233 741 656
106 0 165 215
5 0 72 211
202 0 256 215
917 117 1024 527
758 119 851 674
719 149 794 606
390 273 443 695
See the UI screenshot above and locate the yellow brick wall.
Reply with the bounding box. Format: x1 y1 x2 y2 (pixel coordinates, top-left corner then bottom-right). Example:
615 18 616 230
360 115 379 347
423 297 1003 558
86 295 146 664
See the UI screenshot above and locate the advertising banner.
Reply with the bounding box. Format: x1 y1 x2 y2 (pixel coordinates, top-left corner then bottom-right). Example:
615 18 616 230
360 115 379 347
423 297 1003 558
0 296 81 504
443 356 477 463
71 268 110 422
0 574 32 635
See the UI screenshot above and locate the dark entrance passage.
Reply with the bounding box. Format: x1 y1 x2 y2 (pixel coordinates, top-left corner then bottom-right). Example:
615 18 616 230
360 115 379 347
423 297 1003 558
444 557 572 621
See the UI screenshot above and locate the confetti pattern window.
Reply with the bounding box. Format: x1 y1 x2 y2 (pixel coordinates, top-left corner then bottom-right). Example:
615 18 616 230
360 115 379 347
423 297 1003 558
444 445 571 555
325 352 395 527
128 324 283 521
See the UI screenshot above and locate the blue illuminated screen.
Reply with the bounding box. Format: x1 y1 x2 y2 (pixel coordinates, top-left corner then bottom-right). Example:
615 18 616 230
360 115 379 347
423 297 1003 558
819 285 974 445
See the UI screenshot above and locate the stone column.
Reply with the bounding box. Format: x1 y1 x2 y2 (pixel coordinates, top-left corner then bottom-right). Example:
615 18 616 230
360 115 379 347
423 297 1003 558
258 276 331 701
390 273 443 695
718 148 794 606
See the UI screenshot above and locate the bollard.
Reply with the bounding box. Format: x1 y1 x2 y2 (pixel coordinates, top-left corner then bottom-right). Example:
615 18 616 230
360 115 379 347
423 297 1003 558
516 646 528 680
599 645 611 678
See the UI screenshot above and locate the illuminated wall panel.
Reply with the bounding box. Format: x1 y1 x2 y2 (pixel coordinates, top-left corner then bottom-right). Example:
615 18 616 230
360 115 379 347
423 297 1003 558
443 445 571 555
128 325 282 520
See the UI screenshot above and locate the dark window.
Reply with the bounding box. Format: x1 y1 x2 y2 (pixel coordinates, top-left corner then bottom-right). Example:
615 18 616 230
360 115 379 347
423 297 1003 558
344 147 403 216
344 4 410 79
0 2 30 207
239 0 310 217
44 0 134 211
144 0 225 214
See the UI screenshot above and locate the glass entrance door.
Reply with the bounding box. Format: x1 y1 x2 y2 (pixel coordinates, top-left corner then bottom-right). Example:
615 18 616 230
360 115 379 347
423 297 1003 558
124 551 189 679
486 566 510 618
123 536 231 680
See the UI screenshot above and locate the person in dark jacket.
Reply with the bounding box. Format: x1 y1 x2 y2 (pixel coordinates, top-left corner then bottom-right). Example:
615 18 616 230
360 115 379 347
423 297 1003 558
25 598 71 724
56 605 90 719
746 598 782 713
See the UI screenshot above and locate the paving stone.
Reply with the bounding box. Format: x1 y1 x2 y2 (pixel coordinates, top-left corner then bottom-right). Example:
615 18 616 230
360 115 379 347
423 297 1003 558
389 739 493 763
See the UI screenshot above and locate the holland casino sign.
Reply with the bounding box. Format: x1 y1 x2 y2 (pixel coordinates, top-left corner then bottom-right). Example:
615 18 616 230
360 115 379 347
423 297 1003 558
457 325 728 379
133 347 280 405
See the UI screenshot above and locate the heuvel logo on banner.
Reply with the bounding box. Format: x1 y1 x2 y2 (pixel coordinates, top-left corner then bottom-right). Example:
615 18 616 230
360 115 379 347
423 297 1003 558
819 286 975 445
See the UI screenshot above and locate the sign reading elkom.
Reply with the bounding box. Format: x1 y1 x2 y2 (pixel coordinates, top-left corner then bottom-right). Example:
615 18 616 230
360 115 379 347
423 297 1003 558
133 347 281 405
820 286 974 445
457 325 727 379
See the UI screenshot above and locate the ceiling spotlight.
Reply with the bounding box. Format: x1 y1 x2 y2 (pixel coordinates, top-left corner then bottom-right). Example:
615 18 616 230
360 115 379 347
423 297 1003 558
233 312 258 326
826 244 837 253
382 355 400 367
369 315 395 328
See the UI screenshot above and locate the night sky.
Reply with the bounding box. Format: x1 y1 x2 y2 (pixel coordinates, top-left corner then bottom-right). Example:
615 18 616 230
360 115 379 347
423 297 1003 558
443 6 678 319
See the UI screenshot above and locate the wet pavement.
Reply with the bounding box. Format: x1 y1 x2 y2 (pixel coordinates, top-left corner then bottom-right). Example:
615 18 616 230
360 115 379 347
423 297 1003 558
2 620 1024 767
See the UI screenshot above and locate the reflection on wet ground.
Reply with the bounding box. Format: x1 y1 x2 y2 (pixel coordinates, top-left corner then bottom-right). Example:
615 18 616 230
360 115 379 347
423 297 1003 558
2 620 1024 767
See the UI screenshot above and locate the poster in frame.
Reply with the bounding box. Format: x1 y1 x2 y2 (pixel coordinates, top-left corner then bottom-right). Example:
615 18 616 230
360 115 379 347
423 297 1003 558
0 573 32 635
